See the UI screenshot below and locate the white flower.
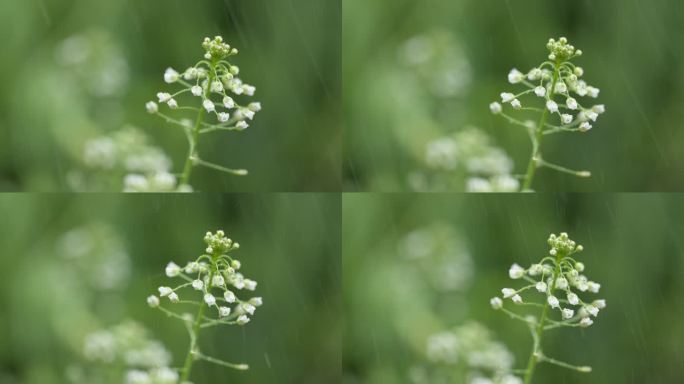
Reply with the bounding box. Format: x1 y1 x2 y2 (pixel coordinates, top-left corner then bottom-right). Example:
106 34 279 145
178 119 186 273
191 85 203 96
585 110 599 122
167 99 178 109
204 293 216 306
508 68 524 84
244 279 257 291
585 305 599 317
218 112 230 122
510 99 521 109
158 286 173 297
157 92 171 103
593 299 606 309
219 306 231 317
566 97 578 110
576 276 589 292
236 121 249 130
249 297 263 306
147 295 160 308
192 279 204 290
579 122 592 132
168 292 179 303
567 292 579 305
554 82 567 94
212 275 225 287
223 96 235 108
509 263 525 279
500 92 515 103
502 288 516 298
153 367 178 383
146 101 158 113
534 86 546 97
535 281 547 292
561 308 574 319
528 264 543 276
574 67 584 77
574 262 585 272
202 99 215 112
242 84 256 96
489 102 502 114
185 261 200 273
224 290 236 303
490 297 503 309
210 81 224 93
126 370 151 384
164 67 179 83
241 303 256 315
546 100 558 113
466 178 492 192
241 109 256 120
527 68 542 80
555 277 568 289
165 262 181 277
587 281 601 293
561 114 573 124
184 67 198 80
152 172 176 190
248 102 262 112
512 294 523 304
236 315 250 325
592 104 605 114
547 295 560 308
587 86 600 98
580 317 593 327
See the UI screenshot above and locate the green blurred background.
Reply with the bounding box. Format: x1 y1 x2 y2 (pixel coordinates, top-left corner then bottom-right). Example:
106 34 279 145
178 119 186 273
343 0 684 191
0 0 341 191
0 193 340 383
343 193 684 383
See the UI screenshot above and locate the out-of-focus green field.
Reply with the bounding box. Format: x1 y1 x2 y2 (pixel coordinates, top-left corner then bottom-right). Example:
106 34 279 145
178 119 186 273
0 193 341 383
344 0 684 192
0 0 341 192
343 193 684 383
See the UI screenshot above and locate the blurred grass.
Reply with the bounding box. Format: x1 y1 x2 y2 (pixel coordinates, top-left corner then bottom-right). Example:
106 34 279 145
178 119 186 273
343 193 684 383
0 193 341 383
343 0 684 191
0 0 341 192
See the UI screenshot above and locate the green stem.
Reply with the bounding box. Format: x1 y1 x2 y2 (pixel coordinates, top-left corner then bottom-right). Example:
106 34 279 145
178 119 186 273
179 265 216 382
179 60 217 186
521 60 561 191
523 251 563 384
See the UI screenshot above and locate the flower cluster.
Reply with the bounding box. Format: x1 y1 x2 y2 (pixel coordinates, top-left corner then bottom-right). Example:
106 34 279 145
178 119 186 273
57 222 131 291
490 232 604 380
147 230 261 378
399 223 473 292
67 321 176 384
492 233 605 328
398 30 472 98
70 126 186 192
149 230 262 327
145 36 262 186
56 29 129 97
489 37 605 190
409 322 522 384
409 127 518 192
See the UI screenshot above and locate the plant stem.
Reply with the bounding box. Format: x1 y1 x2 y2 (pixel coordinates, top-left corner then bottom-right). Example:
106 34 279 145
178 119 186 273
521 60 561 191
179 61 217 186
523 251 563 384
180 267 216 382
